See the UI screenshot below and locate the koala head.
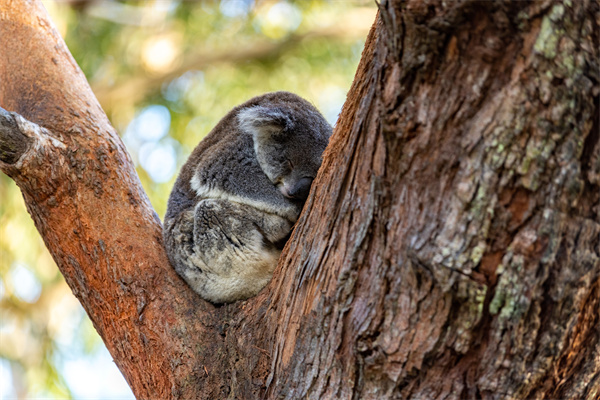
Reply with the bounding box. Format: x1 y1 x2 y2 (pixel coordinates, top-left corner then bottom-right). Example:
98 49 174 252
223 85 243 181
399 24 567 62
237 94 332 202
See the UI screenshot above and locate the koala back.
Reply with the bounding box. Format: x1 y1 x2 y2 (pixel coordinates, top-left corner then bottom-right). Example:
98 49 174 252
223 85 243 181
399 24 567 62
166 91 332 223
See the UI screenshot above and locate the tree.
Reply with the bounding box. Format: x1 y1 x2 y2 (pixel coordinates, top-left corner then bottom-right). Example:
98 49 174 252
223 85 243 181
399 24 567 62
1 0 598 398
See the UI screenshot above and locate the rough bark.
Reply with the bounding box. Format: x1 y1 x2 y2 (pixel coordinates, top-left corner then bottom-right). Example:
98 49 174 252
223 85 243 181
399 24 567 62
0 1 598 400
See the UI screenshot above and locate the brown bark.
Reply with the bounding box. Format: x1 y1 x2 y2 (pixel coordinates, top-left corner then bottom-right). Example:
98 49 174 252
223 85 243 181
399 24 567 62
1 0 599 399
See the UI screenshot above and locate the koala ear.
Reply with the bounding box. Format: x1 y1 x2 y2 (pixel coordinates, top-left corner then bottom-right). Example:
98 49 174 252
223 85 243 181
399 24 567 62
237 106 292 140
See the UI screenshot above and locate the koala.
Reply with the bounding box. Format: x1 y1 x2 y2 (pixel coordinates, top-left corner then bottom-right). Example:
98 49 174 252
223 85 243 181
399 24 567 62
163 91 332 304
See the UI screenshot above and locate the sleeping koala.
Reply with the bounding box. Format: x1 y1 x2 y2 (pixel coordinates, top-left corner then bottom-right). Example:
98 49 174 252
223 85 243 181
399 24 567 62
163 92 332 303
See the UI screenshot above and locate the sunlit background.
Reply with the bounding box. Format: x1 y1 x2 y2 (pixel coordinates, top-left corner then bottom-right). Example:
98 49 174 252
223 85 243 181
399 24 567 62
0 0 376 398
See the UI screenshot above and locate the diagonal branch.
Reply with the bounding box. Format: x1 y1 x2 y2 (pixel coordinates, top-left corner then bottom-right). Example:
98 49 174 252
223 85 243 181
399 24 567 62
0 2 258 398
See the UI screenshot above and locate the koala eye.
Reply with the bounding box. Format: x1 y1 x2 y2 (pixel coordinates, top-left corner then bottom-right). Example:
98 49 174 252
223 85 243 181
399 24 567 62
280 159 293 175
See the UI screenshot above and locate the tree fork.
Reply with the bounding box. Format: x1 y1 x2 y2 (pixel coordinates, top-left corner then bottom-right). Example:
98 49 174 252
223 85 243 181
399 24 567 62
1 0 599 399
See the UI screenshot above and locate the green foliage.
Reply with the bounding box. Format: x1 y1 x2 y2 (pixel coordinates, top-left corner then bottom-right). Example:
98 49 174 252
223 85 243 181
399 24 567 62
0 0 375 397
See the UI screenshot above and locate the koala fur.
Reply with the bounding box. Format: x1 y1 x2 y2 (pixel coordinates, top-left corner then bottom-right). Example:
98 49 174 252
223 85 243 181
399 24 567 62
163 91 332 303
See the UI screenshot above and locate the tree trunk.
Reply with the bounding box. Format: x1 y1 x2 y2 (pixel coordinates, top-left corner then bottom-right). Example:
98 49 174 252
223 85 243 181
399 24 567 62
1 0 598 399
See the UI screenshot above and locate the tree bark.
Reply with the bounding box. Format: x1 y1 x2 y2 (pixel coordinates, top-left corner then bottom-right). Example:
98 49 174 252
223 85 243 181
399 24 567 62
1 0 598 399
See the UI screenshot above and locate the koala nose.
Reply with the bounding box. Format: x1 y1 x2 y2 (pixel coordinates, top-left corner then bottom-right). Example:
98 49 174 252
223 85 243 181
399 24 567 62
285 177 314 200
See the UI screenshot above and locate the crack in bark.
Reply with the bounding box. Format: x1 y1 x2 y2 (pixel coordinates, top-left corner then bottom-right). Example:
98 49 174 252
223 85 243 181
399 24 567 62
0 107 32 165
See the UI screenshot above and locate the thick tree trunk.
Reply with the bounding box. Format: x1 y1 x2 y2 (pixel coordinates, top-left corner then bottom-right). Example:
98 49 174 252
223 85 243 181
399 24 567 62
1 0 598 399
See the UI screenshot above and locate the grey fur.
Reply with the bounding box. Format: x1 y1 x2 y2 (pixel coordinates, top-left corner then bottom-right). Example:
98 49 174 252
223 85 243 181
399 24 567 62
163 92 332 303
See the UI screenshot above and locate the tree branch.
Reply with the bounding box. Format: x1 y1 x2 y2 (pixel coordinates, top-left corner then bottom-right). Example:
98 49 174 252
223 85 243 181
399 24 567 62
0 3 235 398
